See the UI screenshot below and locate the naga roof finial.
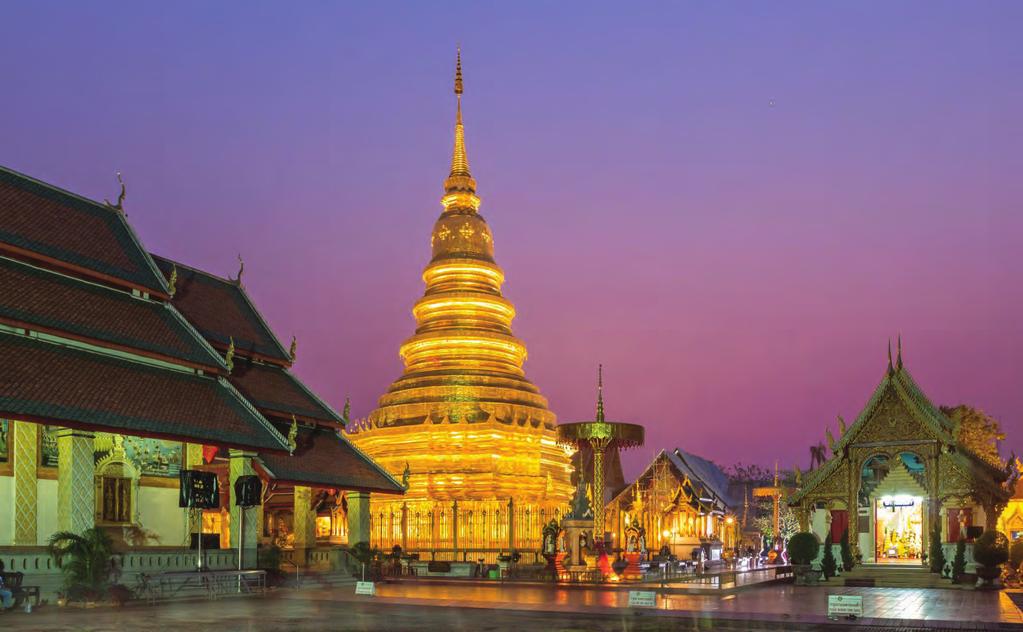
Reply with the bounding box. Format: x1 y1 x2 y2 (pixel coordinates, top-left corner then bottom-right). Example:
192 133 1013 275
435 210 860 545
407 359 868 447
342 396 351 425
234 254 245 286
887 339 894 374
167 265 178 298
287 415 298 455
289 335 297 362
897 334 903 369
225 336 235 372
104 171 126 213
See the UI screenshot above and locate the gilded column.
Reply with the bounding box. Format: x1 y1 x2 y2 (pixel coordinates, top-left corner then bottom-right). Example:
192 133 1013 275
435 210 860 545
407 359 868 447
12 421 39 545
293 485 315 564
507 498 515 552
56 428 95 534
347 491 371 546
229 450 259 569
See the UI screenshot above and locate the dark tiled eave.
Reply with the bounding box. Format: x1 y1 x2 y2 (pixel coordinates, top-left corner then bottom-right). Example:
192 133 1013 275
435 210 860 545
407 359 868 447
151 255 292 365
0 330 288 452
0 256 224 372
0 165 169 296
259 426 404 494
230 360 343 424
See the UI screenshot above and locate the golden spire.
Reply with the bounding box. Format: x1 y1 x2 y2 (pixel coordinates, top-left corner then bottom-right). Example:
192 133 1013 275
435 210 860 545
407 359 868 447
596 364 606 423
442 46 480 211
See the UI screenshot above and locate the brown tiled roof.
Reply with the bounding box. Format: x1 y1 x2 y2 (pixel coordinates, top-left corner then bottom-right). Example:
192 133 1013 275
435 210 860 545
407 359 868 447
0 330 288 452
151 256 291 364
0 256 223 370
0 166 168 295
259 425 403 493
230 359 342 424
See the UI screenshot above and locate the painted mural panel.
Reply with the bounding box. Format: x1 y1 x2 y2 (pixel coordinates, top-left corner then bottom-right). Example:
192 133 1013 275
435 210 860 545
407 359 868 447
40 427 183 477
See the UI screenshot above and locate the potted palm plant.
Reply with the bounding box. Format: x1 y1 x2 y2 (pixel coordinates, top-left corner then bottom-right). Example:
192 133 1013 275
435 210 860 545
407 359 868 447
47 528 120 606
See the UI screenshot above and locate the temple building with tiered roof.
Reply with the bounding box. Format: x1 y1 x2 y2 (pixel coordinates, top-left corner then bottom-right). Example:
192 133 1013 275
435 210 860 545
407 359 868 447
347 52 573 559
0 163 401 593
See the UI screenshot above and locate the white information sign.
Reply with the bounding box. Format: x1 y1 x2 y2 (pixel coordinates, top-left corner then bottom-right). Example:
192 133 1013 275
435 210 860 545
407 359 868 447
628 590 657 608
355 581 376 596
827 594 862 618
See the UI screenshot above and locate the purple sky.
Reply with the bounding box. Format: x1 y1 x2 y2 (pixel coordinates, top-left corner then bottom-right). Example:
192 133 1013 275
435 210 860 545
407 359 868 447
3 2 1021 480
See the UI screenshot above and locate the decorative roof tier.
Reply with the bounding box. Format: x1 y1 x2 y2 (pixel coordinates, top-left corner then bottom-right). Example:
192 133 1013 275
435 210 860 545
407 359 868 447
230 358 343 425
259 425 404 493
0 165 169 296
0 329 288 452
152 255 293 365
0 255 224 371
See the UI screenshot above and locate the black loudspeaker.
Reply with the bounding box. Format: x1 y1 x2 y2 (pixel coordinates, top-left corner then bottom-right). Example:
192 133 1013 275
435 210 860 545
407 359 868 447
234 475 262 507
179 470 220 509
966 525 984 539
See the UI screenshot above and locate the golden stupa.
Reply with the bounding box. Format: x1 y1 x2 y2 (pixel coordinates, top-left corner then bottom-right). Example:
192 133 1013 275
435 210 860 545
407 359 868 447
348 51 573 557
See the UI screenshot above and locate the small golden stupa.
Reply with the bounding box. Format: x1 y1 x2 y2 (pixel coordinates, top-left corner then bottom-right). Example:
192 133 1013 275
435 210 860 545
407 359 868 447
348 50 573 556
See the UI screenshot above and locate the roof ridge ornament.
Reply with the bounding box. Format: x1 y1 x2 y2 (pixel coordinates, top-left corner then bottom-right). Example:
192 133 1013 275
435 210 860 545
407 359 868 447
167 265 178 298
342 396 351 425
232 254 245 286
104 171 126 213
897 334 903 369
225 336 235 373
287 415 298 455
289 335 297 362
887 339 894 375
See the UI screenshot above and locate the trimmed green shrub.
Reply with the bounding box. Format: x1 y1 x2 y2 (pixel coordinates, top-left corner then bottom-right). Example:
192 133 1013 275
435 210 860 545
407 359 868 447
821 540 837 579
787 532 820 565
929 525 946 573
974 530 1009 569
840 527 854 571
1010 539 1023 570
951 537 967 581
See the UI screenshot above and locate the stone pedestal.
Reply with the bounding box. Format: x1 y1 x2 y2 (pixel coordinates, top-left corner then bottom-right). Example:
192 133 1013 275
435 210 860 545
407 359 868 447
561 517 591 569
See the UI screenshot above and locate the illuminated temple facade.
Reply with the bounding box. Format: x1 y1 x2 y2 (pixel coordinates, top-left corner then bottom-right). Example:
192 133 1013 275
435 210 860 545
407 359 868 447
347 53 573 557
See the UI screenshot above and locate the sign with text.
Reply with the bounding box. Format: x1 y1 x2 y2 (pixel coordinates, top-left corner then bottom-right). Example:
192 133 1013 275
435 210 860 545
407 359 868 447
827 594 862 618
628 590 657 608
355 581 376 596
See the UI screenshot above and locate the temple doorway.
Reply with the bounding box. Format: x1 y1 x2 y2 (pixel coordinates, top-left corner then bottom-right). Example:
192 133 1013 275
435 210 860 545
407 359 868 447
874 495 923 562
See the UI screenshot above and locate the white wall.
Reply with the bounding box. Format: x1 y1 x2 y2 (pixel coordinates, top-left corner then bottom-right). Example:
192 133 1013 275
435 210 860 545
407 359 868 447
37 478 58 544
0 475 12 545
138 486 186 546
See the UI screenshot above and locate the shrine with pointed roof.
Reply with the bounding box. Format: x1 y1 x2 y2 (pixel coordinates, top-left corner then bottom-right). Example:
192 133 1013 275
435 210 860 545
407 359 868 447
789 340 1011 566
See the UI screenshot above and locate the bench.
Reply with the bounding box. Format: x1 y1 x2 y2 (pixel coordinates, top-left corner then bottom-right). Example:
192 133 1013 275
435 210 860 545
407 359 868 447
1 572 41 607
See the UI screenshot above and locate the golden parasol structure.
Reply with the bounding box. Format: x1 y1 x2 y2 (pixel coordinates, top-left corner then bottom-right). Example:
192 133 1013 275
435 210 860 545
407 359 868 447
557 366 644 544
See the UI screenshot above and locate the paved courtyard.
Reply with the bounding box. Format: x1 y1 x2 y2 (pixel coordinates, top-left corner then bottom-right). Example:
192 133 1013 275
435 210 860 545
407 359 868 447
1 582 1021 631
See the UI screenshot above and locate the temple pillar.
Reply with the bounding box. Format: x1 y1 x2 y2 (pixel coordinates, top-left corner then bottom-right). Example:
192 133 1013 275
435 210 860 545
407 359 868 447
507 498 515 552
56 428 95 534
452 500 459 556
229 450 260 569
183 443 203 545
12 421 39 545
293 485 315 564
347 491 371 546
401 502 409 550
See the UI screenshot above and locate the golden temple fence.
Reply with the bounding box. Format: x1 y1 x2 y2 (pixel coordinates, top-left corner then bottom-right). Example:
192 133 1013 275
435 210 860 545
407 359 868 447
369 499 564 561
